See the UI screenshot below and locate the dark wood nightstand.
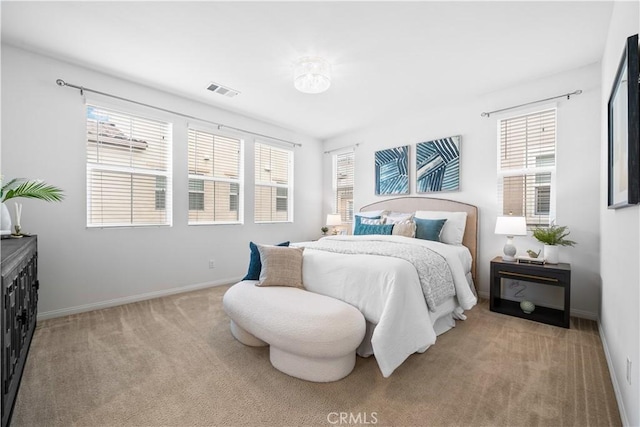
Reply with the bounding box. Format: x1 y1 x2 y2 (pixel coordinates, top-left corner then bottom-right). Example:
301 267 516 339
490 256 571 328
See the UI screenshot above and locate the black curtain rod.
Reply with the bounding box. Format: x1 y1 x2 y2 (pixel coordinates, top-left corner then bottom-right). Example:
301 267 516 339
56 79 301 147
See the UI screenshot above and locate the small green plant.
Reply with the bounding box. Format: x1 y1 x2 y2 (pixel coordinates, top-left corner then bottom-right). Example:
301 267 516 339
532 225 576 247
1 178 64 203
321 226 329 235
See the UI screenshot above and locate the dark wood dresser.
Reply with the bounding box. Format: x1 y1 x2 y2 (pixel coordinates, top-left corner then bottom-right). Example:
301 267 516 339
1 236 38 427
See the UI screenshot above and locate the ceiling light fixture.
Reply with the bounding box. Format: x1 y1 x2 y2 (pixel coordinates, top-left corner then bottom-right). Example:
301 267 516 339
294 57 331 94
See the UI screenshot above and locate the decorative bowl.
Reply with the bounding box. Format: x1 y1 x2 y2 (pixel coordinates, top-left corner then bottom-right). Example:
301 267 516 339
520 300 535 314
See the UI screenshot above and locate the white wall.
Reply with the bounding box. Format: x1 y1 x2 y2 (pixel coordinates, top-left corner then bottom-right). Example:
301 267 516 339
1 45 323 318
599 2 640 425
323 63 602 318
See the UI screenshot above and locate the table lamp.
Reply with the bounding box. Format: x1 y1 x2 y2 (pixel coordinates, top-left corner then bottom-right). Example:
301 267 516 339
495 216 527 262
326 214 342 235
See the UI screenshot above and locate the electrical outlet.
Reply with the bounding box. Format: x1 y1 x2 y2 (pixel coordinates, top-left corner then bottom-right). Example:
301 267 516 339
209 259 215 269
626 358 632 385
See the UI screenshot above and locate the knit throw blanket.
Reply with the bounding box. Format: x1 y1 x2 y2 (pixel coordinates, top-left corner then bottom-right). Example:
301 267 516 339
300 238 455 311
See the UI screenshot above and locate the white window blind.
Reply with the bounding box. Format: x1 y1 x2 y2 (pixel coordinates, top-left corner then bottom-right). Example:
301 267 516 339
254 142 293 222
188 128 243 224
86 105 172 227
334 151 354 223
498 108 556 226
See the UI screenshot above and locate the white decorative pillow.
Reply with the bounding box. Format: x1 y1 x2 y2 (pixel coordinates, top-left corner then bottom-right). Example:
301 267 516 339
361 217 383 225
414 211 467 245
357 210 387 218
255 244 305 288
391 221 416 238
384 211 414 224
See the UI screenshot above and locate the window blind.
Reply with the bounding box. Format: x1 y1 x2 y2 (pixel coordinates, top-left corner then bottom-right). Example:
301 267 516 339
188 128 242 224
334 151 354 222
498 108 556 225
254 142 293 222
86 105 172 227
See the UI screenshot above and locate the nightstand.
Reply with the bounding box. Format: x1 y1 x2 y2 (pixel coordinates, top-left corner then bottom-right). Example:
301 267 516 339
490 256 571 328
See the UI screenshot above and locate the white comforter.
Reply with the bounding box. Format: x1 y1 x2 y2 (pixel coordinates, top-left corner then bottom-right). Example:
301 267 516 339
295 235 477 377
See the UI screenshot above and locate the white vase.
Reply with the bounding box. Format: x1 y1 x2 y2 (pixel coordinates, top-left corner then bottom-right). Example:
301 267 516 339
544 244 559 264
0 202 12 234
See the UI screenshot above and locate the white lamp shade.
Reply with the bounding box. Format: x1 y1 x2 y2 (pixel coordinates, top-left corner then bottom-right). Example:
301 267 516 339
494 216 527 236
326 214 342 226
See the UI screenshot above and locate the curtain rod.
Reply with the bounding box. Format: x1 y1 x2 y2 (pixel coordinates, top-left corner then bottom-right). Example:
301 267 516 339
324 143 360 154
480 89 582 118
55 79 301 147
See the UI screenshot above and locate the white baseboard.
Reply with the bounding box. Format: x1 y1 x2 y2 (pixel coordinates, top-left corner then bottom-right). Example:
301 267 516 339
37 277 242 321
476 290 597 320
598 321 629 426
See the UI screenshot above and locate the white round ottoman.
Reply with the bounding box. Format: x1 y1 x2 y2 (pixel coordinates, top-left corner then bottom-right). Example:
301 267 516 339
222 281 366 382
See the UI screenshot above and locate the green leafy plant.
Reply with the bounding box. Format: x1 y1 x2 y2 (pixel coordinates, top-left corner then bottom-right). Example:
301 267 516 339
532 225 576 247
1 178 65 203
321 226 329 235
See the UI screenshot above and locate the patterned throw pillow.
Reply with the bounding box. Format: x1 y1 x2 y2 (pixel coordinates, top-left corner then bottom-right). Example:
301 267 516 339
361 217 383 225
354 223 394 235
354 215 383 226
384 212 414 224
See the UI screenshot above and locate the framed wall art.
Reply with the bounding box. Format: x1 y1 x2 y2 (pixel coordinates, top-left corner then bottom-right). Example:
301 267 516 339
375 145 409 195
416 136 460 193
608 33 639 209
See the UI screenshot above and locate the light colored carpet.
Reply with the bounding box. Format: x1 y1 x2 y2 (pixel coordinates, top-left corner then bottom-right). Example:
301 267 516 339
12 286 620 426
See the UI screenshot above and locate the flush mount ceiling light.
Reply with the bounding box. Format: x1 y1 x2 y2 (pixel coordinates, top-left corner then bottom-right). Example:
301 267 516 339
294 56 331 94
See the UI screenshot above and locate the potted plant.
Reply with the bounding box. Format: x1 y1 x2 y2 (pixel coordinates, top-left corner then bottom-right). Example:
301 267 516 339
532 224 576 264
1 178 64 235
321 226 329 236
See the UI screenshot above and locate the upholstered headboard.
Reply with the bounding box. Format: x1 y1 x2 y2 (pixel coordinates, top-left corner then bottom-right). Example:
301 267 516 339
360 196 478 285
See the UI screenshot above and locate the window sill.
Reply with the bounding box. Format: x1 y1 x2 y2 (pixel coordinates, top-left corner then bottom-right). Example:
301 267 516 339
254 221 294 224
86 224 172 229
188 221 244 226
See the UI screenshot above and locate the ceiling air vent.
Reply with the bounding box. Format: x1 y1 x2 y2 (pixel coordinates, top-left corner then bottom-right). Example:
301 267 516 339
206 82 240 98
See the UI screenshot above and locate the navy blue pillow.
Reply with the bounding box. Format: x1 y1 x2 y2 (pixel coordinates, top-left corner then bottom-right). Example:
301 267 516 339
414 218 447 241
242 241 290 280
354 223 394 236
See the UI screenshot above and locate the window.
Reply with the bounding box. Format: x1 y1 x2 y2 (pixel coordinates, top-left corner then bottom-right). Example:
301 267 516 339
188 179 205 211
188 128 243 224
276 187 288 212
333 151 354 223
254 142 293 222
498 108 556 226
86 105 172 227
155 176 166 210
229 183 239 212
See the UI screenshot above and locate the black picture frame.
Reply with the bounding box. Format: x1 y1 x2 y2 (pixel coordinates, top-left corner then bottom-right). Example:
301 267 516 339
608 34 639 209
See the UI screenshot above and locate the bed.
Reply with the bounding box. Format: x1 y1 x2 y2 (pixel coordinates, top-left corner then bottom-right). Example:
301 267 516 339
295 196 478 377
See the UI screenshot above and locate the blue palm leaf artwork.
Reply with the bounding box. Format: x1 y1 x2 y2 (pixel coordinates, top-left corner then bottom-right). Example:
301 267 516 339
416 136 460 193
375 145 409 195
